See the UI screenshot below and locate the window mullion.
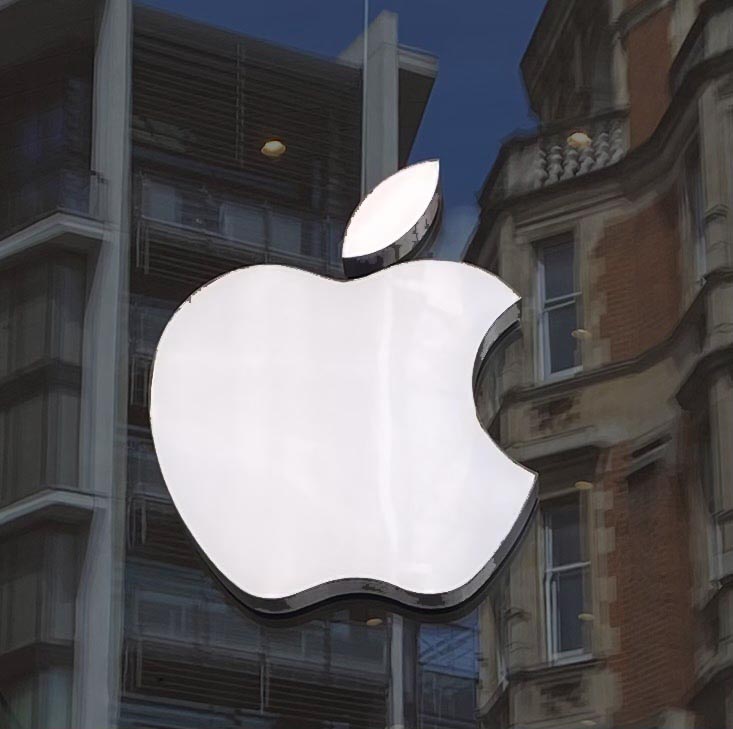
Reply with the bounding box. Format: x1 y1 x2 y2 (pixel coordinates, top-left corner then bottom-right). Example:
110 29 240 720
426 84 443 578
543 293 580 310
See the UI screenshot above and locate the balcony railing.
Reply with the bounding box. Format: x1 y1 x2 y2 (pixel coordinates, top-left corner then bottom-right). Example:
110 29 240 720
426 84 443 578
134 176 347 289
122 634 388 724
0 168 105 240
484 110 628 203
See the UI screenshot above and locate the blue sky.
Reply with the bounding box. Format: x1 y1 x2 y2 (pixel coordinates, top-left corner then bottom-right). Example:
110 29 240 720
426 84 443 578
141 0 547 257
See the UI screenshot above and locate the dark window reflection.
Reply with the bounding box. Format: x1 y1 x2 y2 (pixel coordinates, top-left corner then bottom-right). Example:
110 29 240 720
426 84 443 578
543 496 589 659
539 238 580 376
0 255 84 507
0 47 94 236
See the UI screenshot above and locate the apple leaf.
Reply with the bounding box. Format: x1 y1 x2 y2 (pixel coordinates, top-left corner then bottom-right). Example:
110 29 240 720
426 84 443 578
342 159 440 260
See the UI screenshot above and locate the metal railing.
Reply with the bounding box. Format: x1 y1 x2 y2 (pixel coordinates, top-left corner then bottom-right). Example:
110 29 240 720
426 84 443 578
134 176 347 286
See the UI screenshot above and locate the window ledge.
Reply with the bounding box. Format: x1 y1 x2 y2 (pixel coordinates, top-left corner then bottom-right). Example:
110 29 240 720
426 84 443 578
0 211 105 265
0 487 95 537
507 655 603 682
538 365 583 385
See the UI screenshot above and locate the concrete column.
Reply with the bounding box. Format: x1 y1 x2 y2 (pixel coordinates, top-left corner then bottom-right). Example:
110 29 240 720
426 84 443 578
340 11 400 195
71 0 131 727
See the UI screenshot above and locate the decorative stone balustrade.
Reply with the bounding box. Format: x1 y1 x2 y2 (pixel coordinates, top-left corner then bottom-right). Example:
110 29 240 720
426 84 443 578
485 110 628 203
531 116 626 189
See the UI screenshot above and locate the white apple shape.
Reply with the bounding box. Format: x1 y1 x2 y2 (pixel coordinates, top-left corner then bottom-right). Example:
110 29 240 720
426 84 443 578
150 162 536 613
342 159 441 260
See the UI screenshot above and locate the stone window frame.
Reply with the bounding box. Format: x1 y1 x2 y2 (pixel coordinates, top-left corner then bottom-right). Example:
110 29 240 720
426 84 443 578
541 492 593 665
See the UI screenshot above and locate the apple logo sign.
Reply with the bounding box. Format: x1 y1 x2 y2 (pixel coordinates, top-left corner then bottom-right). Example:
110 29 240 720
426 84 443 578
150 160 536 614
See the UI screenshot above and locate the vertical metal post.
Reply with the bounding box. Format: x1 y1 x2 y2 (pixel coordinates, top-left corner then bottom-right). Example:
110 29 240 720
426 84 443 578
388 614 405 729
360 0 369 199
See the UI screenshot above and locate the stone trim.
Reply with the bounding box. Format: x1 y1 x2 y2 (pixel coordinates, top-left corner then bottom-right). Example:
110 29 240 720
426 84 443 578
613 0 674 42
477 270 723 412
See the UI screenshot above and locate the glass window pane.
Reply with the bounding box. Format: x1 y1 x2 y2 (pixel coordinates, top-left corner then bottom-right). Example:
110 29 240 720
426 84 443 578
13 394 45 502
547 499 582 566
54 257 85 366
179 189 210 229
53 390 80 486
420 671 476 723
331 620 384 667
0 407 5 492
205 602 260 651
547 304 578 373
143 181 179 222
0 282 10 378
14 263 48 372
44 666 73 729
45 531 81 641
270 212 303 255
543 241 575 300
0 532 42 652
2 674 35 729
137 597 184 638
556 569 585 653
19 113 42 163
329 220 347 264
219 202 265 245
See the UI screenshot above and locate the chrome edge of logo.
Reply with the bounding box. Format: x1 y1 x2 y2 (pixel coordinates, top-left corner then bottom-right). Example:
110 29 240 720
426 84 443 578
197 485 537 619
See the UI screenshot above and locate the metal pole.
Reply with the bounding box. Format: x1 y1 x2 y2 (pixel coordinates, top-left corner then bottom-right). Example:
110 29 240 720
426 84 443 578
388 614 406 729
360 0 369 199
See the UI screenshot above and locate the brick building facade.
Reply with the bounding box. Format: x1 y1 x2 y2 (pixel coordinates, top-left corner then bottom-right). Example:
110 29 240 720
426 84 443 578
467 0 733 727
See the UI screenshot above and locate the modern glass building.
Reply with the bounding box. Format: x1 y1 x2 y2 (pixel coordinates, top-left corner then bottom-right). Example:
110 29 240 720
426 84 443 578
0 1 491 727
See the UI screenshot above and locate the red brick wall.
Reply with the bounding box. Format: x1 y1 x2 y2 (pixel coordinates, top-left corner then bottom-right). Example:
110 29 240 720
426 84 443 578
596 189 681 362
626 6 674 146
601 445 695 726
